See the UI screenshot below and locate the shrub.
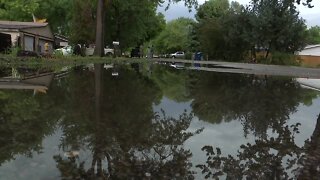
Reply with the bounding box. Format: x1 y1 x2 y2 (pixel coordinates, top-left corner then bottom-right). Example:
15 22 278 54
258 52 300 66
184 52 193 60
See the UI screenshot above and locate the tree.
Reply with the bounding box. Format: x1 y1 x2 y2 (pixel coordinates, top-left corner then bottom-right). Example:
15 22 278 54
153 18 195 54
297 113 320 178
67 0 96 44
151 65 190 102
94 0 105 56
94 0 199 56
0 67 65 165
0 0 72 35
0 0 39 21
306 26 320 44
248 0 308 58
195 0 229 21
197 112 320 179
104 0 166 50
197 123 303 179
195 0 251 61
34 0 72 35
187 71 318 137
53 64 202 178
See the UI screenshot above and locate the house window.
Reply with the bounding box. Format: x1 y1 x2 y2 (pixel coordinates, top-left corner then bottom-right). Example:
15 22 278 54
24 35 35 51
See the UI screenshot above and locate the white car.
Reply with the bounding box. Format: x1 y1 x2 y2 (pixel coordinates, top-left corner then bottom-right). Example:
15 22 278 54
170 51 185 59
54 46 73 56
85 47 114 56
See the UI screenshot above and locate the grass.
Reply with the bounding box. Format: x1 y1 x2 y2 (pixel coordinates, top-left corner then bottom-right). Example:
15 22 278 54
0 54 154 68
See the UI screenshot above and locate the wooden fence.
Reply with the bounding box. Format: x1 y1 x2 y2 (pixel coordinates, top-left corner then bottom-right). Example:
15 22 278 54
298 55 320 67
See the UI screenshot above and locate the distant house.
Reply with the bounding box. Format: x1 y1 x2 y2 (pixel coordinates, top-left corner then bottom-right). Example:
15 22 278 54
0 20 54 54
297 45 320 67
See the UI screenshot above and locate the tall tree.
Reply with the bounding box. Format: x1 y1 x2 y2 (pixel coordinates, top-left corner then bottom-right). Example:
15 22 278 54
153 17 195 53
93 0 199 56
306 26 320 44
248 0 308 58
104 0 165 50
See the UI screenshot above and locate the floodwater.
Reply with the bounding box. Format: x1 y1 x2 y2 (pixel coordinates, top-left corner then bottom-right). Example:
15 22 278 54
0 63 319 179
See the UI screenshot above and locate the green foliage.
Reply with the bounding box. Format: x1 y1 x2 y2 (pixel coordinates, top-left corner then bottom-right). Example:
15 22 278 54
104 0 166 49
5 47 21 57
0 0 72 35
184 51 193 60
0 83 62 165
69 0 96 44
195 0 229 21
248 0 308 55
151 66 190 102
195 0 308 62
258 51 301 66
187 72 311 137
195 0 250 61
153 18 195 54
0 0 40 21
34 0 72 36
306 26 320 44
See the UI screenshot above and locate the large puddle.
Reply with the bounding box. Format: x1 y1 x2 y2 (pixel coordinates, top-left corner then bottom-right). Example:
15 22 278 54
0 63 319 179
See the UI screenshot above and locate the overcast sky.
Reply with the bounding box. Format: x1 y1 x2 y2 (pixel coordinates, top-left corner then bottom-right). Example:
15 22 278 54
158 0 320 27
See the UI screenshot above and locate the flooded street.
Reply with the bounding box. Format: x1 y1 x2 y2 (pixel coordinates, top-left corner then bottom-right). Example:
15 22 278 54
0 63 319 179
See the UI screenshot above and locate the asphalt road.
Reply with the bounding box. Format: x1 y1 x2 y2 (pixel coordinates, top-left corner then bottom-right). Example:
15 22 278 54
151 59 320 78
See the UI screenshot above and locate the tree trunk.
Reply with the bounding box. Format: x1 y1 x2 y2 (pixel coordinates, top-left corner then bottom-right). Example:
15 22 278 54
94 0 105 56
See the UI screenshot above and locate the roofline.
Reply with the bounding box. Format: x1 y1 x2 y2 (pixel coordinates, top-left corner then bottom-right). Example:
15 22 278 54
304 44 320 50
0 28 19 32
0 20 48 30
54 35 69 42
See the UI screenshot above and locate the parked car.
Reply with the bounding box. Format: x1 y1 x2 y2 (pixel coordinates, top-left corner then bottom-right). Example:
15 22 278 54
170 51 185 59
169 62 185 69
54 46 73 56
85 46 114 56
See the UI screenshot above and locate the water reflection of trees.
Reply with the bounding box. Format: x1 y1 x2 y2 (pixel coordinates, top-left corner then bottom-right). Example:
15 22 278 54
0 75 64 165
197 114 320 179
55 64 202 179
188 72 320 179
150 65 190 102
188 72 317 137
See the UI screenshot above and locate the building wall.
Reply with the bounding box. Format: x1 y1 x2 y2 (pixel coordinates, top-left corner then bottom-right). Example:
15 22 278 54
38 39 53 54
298 55 320 67
298 47 320 56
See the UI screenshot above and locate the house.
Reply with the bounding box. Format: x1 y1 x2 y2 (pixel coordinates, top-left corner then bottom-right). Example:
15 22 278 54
297 45 320 67
0 20 54 54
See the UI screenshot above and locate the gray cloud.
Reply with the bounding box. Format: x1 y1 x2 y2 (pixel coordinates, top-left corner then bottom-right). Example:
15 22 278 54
158 0 320 27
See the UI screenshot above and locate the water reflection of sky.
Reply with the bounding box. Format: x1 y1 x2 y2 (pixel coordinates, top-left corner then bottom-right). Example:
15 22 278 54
153 94 320 178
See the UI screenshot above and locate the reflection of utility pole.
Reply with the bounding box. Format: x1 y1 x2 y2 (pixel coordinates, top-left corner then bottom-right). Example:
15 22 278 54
94 64 102 121
91 64 104 177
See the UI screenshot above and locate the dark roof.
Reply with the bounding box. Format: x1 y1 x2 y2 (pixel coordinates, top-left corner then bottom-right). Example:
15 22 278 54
0 20 48 29
54 34 69 41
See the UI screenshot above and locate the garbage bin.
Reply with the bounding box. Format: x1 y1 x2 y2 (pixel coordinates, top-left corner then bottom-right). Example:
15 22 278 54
194 52 202 67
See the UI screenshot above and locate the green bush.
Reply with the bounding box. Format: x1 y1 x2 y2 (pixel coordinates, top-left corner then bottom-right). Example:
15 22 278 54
184 52 193 60
6 47 20 57
258 52 300 66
